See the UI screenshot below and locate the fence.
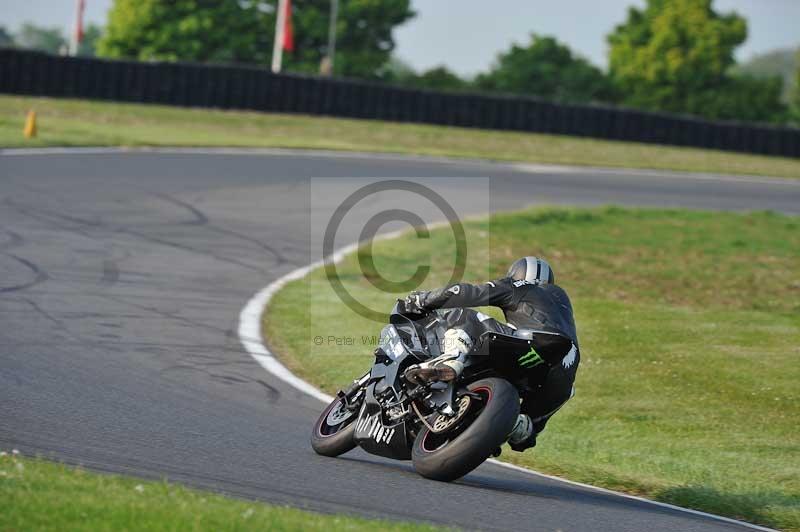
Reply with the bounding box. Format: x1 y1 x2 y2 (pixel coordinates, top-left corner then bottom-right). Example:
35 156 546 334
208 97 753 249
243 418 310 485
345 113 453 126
1 48 798 158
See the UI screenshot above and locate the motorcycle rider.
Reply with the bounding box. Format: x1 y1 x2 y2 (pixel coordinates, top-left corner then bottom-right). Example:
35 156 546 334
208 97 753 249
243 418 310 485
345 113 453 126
403 257 579 452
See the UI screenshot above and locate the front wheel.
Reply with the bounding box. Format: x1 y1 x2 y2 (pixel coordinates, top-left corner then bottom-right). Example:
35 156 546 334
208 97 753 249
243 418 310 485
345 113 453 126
412 378 519 482
311 396 359 457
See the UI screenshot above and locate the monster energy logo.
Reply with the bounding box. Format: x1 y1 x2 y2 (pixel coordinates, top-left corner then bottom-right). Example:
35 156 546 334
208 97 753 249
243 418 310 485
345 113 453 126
519 347 545 368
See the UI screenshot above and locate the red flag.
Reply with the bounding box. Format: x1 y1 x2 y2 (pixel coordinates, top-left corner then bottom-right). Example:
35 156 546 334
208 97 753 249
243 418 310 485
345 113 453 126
74 0 85 44
282 0 294 52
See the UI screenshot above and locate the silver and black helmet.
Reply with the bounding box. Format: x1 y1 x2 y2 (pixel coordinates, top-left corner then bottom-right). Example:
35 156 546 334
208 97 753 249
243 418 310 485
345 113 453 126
506 256 555 285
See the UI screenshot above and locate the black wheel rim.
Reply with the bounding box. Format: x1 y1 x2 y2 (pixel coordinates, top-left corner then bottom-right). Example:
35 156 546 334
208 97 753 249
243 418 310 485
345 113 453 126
420 386 491 453
318 399 356 437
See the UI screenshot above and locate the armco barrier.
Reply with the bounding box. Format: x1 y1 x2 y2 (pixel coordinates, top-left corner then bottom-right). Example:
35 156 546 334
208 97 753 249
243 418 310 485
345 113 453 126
1 48 798 158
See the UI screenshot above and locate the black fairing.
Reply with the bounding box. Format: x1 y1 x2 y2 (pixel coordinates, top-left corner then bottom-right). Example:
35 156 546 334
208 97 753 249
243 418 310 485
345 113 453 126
353 382 412 460
353 311 426 460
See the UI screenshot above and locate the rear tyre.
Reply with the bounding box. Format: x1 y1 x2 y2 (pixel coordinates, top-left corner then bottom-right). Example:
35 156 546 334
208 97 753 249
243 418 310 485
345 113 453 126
311 396 358 457
412 378 519 482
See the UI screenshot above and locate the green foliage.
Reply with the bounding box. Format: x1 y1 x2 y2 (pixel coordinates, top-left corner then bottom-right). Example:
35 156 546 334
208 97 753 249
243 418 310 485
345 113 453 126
391 65 469 92
14 23 67 54
0 22 99 56
734 47 799 103
77 24 104 57
315 0 415 78
607 0 787 123
97 0 268 63
415 66 468 91
691 74 788 124
476 34 616 103
793 50 800 124
97 0 413 79
379 57 469 92
0 26 13 47
608 0 746 107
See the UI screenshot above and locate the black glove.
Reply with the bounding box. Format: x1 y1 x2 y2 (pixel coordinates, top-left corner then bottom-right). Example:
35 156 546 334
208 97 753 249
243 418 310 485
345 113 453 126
403 291 428 314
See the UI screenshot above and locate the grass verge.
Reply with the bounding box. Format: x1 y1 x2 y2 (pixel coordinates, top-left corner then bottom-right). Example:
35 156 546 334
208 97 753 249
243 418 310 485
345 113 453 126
1 95 799 178
0 452 444 531
263 207 800 531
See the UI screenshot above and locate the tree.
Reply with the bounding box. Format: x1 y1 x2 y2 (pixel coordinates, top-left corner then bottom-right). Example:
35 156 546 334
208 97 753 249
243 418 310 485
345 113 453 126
378 56 416 82
410 66 468 91
14 23 67 54
386 64 468 91
97 0 414 79
98 1 267 63
734 47 798 103
77 24 103 57
693 75 787 123
0 26 14 47
475 35 616 104
295 0 414 78
793 51 800 124
607 0 786 122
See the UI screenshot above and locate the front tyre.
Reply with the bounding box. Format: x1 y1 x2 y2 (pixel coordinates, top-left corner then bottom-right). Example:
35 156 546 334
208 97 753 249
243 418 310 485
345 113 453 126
412 378 519 482
311 396 358 457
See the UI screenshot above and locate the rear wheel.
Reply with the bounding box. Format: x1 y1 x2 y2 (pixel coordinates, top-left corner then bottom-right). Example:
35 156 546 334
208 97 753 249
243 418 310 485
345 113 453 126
311 396 359 457
412 378 519 481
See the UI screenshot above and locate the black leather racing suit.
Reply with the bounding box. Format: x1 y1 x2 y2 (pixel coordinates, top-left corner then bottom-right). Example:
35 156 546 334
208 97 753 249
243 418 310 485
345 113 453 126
414 277 580 438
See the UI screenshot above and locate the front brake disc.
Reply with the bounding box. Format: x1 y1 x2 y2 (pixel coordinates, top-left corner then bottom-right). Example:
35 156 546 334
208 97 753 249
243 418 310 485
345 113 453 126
431 395 471 433
326 401 355 426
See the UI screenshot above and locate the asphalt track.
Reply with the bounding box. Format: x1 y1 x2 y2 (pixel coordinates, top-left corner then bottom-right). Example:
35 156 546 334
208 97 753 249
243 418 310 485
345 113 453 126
2 148 798 531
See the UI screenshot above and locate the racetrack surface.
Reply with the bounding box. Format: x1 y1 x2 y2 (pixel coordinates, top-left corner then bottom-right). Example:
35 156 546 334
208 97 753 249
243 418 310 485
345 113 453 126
2 149 797 531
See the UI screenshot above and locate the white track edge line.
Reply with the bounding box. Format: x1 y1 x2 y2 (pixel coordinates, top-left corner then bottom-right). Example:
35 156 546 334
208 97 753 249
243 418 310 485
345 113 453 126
238 227 411 404
485 460 775 531
238 235 775 532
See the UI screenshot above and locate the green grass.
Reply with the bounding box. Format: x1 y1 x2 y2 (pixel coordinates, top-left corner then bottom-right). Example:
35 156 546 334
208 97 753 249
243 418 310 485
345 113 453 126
0 452 444 531
263 207 800 531
2 95 800 178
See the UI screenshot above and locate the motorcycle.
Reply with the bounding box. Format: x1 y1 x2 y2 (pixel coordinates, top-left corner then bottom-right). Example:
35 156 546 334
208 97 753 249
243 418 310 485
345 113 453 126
310 300 573 481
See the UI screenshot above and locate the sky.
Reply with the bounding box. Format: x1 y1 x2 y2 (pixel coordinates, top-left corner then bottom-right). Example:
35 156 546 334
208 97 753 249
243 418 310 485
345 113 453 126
1 0 798 76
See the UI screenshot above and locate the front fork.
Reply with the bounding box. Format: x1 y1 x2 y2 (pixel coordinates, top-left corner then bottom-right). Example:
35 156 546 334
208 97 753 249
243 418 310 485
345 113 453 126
337 372 370 409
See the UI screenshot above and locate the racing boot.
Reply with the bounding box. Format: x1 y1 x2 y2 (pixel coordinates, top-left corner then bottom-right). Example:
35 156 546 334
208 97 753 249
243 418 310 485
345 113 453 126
507 414 537 452
404 329 471 385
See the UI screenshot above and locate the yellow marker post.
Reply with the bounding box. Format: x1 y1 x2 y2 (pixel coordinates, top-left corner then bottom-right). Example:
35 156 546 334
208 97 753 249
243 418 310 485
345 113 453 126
24 110 37 139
